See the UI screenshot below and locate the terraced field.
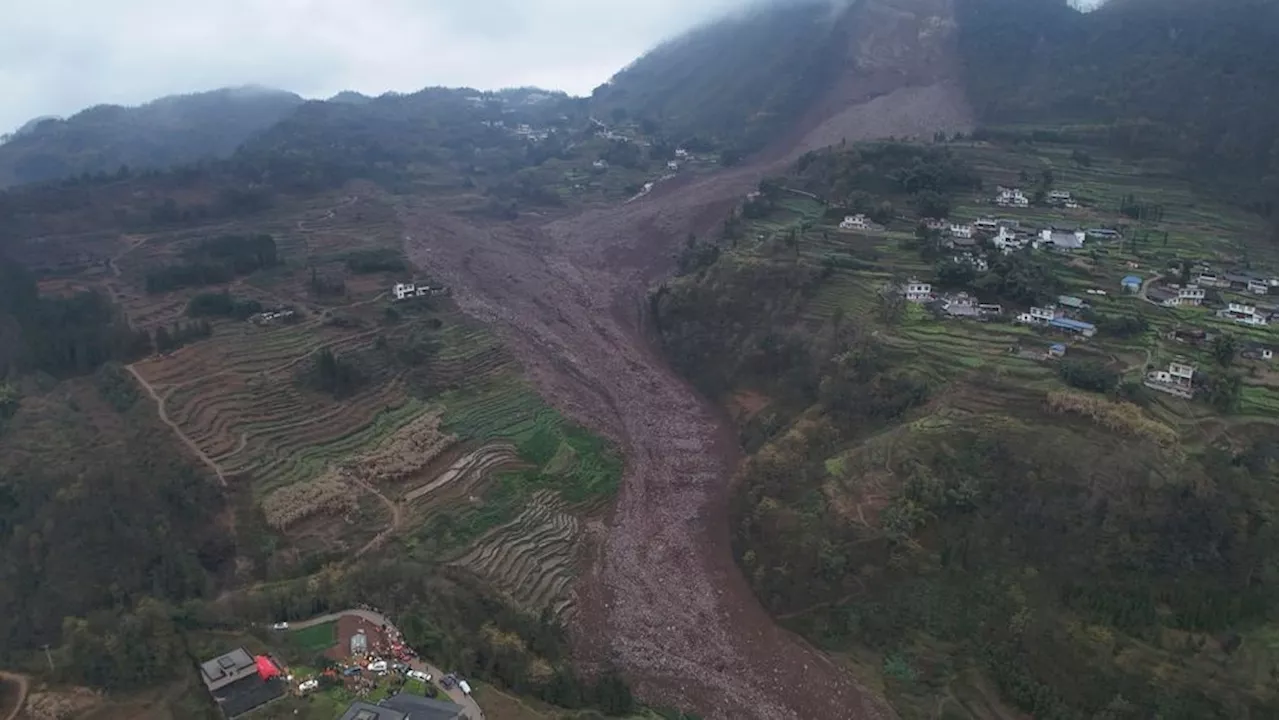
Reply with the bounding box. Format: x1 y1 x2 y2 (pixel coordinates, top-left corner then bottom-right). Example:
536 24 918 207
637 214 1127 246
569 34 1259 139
453 490 584 621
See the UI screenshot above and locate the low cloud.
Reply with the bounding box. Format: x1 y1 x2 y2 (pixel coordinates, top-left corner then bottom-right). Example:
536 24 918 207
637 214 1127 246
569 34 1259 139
0 0 743 131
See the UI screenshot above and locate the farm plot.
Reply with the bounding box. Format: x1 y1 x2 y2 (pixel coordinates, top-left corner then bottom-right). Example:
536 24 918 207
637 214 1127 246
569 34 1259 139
452 490 583 622
403 442 519 504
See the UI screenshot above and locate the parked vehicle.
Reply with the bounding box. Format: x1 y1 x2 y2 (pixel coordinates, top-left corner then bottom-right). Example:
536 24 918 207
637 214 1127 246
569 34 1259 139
407 669 431 682
298 679 319 693
367 660 388 673
457 679 472 695
342 667 362 677
270 622 289 630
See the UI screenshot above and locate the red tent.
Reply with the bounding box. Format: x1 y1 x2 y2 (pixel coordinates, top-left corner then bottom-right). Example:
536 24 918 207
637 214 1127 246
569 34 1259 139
254 655 281 681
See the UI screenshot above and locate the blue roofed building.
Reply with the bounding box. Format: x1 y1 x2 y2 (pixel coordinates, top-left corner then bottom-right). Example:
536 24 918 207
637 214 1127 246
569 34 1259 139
1048 317 1097 338
1121 275 1142 292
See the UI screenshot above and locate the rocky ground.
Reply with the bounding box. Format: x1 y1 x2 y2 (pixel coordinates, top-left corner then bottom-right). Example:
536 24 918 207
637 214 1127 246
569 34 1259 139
398 4 972 713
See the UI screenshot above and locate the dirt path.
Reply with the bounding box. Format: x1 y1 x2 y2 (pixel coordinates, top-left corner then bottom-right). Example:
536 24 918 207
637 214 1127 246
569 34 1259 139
126 364 230 487
352 479 402 558
0 671 29 720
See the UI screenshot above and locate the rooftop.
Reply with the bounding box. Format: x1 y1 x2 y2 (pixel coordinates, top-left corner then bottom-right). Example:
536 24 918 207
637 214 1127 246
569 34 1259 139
209 674 286 719
339 701 408 720
200 648 257 691
1048 317 1096 332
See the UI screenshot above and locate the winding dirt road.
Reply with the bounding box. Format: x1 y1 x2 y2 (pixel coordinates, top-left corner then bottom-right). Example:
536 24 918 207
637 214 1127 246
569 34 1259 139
0 671 29 720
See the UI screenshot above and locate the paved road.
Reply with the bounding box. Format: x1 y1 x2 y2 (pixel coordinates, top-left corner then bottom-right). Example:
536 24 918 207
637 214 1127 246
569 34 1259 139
289 610 484 719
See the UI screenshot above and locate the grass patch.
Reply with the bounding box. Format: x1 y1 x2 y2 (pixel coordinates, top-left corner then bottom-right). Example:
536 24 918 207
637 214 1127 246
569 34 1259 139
289 621 337 653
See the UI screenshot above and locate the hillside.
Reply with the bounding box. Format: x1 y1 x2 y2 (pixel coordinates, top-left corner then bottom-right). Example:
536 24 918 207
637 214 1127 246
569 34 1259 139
956 0 1278 212
652 134 1278 718
590 0 972 159
0 86 303 187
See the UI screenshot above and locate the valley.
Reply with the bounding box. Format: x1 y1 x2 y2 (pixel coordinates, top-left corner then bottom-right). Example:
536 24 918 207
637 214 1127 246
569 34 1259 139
0 0 1275 719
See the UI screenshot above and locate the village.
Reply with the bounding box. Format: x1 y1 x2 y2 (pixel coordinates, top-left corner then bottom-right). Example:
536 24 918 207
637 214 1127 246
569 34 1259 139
823 175 1279 406
196 608 482 720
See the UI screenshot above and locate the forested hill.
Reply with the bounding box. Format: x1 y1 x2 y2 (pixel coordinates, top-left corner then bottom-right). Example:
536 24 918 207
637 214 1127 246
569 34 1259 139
956 0 1278 212
589 1 853 155
0 86 303 187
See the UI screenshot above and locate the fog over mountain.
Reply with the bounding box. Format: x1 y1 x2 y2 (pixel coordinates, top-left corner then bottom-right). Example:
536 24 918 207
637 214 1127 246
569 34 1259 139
1 0 750 132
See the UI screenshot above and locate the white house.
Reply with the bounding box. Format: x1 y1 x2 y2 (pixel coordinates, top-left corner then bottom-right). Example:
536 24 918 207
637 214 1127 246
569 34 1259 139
950 224 973 239
1145 359 1197 399
592 159 608 169
954 254 989 272
667 160 680 171
392 282 417 301
1029 305 1058 323
840 214 871 230
904 279 932 303
992 227 1027 254
1177 285 1205 306
674 148 689 159
1219 302 1270 326
1248 279 1269 295
995 186 1029 208
973 218 999 233
1048 190 1072 204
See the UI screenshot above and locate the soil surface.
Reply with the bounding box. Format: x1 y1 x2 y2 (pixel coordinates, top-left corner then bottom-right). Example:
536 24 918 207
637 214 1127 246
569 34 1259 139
398 4 971 715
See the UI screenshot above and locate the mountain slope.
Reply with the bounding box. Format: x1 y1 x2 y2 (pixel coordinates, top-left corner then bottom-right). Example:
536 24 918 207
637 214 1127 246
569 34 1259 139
591 0 973 160
0 86 303 187
956 0 1278 210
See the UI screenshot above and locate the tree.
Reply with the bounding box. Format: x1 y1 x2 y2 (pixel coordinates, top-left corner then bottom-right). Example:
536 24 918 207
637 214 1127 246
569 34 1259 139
1211 333 1237 367
1204 371 1242 413
1071 149 1093 167
877 284 906 325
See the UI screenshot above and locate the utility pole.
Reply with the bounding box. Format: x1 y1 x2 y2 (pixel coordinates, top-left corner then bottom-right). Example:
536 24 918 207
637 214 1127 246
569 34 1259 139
41 644 54 671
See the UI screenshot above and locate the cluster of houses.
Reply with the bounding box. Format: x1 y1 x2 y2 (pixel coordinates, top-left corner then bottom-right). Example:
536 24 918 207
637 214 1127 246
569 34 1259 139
1132 264 1278 325
993 186 1080 210
929 215 1120 257
391 282 449 302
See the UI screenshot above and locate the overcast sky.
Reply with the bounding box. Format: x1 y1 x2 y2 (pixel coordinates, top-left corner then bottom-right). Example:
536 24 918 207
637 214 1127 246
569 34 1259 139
0 0 745 132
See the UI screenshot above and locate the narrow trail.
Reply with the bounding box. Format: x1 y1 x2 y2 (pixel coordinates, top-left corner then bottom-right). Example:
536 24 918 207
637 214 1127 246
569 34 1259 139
352 478 402 558
126 364 229 487
0 671 29 720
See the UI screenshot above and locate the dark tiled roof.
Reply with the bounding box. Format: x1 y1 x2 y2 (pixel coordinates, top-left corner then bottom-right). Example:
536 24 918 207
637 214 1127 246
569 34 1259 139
379 693 466 720
211 676 286 719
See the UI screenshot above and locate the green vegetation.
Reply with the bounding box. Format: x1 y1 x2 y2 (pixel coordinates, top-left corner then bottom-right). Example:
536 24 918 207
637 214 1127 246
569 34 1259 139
591 2 847 155
145 234 280 293
289 621 336 653
0 257 152 377
655 136 1278 719
0 86 303 187
294 347 365 399
957 0 1277 214
186 290 263 319
343 247 407 274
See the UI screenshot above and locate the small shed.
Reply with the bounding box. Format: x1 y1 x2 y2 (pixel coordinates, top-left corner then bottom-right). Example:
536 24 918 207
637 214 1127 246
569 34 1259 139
1121 275 1142 292
1048 343 1066 358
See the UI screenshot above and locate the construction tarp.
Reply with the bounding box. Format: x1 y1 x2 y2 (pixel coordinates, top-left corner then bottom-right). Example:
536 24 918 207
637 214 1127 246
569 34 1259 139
254 655 280 681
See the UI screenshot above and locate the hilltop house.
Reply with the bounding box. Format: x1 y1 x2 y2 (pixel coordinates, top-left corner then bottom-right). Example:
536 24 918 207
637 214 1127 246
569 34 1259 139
1057 295 1088 310
995 186 1029 208
904 279 932 303
1048 190 1072 205
392 282 447 301
1218 302 1270 326
1039 228 1086 251
839 214 871 231
925 218 949 231
1121 275 1142 293
949 223 973 239
1145 359 1197 399
1148 283 1205 307
954 254 989 272
675 148 689 159
592 159 608 169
